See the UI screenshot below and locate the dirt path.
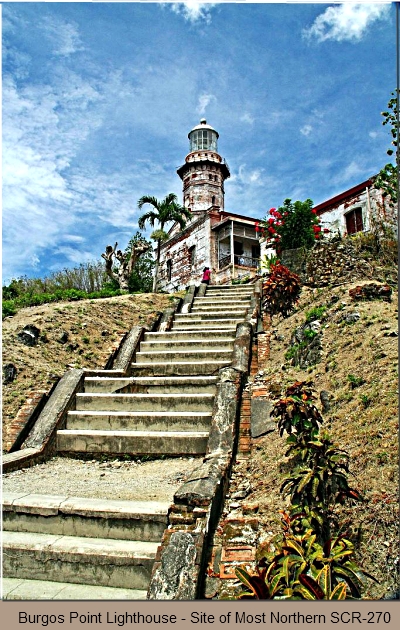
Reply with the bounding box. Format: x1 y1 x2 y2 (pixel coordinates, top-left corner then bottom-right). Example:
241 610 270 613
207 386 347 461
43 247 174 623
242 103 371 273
3 455 201 503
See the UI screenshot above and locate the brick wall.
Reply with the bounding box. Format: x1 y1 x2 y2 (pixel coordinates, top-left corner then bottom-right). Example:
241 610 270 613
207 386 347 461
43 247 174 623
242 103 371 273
4 390 48 453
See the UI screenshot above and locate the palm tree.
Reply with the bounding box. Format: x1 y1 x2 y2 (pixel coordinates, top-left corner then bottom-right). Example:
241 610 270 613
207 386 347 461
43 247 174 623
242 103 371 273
138 193 192 292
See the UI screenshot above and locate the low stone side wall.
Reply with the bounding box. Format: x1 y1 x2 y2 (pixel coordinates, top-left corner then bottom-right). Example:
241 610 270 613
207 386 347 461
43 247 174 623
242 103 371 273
3 369 85 472
4 390 50 454
147 325 253 600
180 285 196 313
112 326 144 371
2 295 188 471
281 240 376 287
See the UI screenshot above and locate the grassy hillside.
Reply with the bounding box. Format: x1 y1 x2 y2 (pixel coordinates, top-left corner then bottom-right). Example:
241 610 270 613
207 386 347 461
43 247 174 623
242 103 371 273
2 271 398 598
2 293 173 448
242 279 398 599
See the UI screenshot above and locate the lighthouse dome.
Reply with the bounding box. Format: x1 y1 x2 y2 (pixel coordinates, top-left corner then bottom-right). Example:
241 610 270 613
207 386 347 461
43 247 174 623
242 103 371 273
188 119 218 152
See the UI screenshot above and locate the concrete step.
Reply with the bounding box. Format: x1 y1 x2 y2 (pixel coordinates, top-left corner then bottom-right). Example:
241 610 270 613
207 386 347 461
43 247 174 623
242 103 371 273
3 493 169 542
139 339 234 352
172 319 244 329
130 361 229 376
3 530 157 590
84 375 218 394
174 311 247 319
195 291 252 298
3 577 147 600
144 330 236 342
206 285 254 290
135 349 232 364
75 392 214 412
199 296 253 302
67 410 212 432
57 430 209 455
191 303 250 312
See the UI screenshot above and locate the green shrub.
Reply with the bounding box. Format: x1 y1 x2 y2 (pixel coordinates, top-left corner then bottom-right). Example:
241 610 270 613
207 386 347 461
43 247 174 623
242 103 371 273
347 374 365 389
262 263 301 318
235 380 373 600
271 381 323 442
2 300 16 318
236 524 374 600
305 306 327 322
303 328 318 340
261 199 323 254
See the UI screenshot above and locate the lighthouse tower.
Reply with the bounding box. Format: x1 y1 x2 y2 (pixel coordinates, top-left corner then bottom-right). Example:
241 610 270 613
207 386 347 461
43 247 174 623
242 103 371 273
177 119 230 217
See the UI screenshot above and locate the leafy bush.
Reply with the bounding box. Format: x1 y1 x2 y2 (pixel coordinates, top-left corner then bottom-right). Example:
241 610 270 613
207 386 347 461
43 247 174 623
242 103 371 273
262 199 326 254
235 381 372 599
236 523 374 600
347 374 365 389
281 432 363 540
305 306 327 322
262 263 301 318
2 301 16 318
271 381 323 443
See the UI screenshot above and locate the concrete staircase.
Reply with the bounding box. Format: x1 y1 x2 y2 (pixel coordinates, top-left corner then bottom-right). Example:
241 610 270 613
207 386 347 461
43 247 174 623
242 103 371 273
3 284 255 600
3 493 169 600
57 284 255 457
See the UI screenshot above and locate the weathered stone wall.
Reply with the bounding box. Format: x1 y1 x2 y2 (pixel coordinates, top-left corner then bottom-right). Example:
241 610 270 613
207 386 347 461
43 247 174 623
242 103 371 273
4 390 49 453
318 185 397 237
281 240 377 287
182 157 225 213
280 247 308 281
158 215 211 291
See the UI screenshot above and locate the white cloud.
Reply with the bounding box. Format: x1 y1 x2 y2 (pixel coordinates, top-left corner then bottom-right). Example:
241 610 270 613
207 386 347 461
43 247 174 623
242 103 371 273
334 160 368 186
42 16 84 57
303 3 391 43
233 164 264 186
197 93 216 115
53 246 96 264
300 124 313 137
30 255 40 269
369 131 378 139
2 65 119 278
240 112 255 125
169 2 216 24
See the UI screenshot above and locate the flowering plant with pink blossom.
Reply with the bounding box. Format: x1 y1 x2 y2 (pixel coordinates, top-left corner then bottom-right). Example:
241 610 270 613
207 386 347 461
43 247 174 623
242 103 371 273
261 199 328 254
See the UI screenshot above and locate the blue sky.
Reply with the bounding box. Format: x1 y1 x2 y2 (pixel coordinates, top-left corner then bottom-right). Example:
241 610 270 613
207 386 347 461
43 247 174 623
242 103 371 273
2 1 396 283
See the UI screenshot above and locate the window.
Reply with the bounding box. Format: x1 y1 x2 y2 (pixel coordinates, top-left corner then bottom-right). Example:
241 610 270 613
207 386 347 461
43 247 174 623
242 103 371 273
190 130 218 152
211 196 216 205
189 246 196 268
252 244 260 259
166 259 172 282
234 241 243 256
345 208 363 235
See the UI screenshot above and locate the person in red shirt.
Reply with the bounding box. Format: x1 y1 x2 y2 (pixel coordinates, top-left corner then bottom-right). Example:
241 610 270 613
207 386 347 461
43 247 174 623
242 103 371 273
202 267 211 285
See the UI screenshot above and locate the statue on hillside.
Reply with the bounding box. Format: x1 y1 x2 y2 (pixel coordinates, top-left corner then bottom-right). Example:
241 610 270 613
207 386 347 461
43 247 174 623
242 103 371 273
101 240 151 292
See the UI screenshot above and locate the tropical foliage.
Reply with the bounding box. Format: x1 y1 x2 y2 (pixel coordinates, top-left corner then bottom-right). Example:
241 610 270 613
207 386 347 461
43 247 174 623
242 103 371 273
102 232 154 293
235 381 373 599
261 199 327 254
375 90 398 204
262 263 301 317
138 193 191 292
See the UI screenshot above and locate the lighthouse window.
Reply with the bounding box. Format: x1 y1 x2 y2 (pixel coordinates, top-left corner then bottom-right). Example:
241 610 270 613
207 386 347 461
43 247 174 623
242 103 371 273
190 130 218 152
